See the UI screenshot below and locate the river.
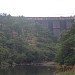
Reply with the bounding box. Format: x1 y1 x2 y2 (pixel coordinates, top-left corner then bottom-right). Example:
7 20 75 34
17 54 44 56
0 65 57 75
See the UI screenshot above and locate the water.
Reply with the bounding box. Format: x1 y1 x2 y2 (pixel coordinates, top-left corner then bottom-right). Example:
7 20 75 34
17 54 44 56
0 66 56 75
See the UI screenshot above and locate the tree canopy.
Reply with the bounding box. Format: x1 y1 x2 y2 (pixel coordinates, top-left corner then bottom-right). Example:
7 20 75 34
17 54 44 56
0 13 56 65
55 23 75 65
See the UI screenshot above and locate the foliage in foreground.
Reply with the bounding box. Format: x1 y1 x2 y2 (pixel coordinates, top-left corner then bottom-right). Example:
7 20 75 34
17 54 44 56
55 69 75 75
55 23 75 65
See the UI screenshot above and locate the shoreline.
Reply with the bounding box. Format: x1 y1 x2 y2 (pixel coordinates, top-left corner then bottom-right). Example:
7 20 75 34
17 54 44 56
0 62 58 67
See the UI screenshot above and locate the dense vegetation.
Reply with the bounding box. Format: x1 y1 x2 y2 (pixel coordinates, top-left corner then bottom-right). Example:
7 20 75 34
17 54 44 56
55 23 75 65
0 13 56 65
56 69 75 75
0 13 75 67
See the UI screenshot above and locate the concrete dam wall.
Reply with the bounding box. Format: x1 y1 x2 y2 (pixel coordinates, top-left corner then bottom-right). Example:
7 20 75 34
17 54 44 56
24 17 75 37
0 16 75 37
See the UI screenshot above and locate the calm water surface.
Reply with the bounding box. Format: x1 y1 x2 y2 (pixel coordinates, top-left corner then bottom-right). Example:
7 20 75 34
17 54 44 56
0 66 56 75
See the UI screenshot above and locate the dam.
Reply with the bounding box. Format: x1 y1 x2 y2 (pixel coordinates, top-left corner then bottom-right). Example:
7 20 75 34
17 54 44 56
24 17 75 36
0 14 75 37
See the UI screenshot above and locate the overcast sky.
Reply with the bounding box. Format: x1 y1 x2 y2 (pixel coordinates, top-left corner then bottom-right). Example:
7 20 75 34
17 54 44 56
0 0 75 17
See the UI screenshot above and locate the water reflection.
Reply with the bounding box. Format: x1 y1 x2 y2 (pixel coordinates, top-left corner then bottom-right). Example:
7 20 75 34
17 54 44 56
0 66 56 75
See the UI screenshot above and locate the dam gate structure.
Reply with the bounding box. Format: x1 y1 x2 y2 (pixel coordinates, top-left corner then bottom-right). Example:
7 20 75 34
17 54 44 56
24 17 75 37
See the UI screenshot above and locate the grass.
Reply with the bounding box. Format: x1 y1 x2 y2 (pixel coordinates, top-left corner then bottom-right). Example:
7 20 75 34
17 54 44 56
55 69 75 75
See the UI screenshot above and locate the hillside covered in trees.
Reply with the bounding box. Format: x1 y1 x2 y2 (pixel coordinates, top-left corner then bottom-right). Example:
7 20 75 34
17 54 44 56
0 13 75 67
0 13 56 65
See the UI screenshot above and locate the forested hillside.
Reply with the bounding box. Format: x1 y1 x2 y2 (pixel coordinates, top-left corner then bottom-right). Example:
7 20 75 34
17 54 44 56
0 13 56 65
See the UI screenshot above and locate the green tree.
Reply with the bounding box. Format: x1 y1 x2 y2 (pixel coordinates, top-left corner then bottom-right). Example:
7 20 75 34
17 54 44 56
0 46 9 65
55 23 75 65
